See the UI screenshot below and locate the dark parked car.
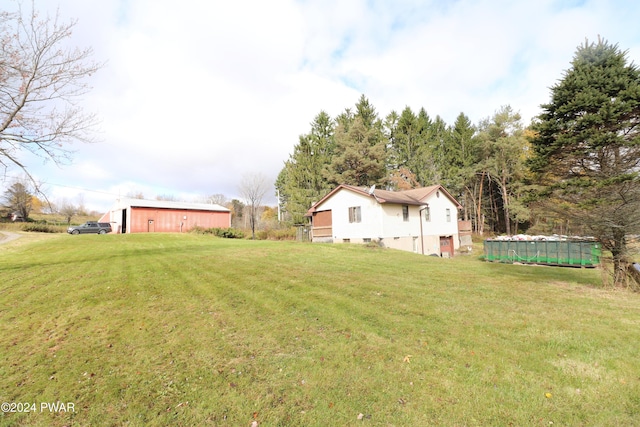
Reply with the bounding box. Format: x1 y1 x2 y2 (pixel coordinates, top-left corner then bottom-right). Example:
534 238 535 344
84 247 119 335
67 221 112 235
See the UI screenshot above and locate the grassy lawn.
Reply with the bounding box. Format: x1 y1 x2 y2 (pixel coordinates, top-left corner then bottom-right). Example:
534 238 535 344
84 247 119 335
0 233 639 426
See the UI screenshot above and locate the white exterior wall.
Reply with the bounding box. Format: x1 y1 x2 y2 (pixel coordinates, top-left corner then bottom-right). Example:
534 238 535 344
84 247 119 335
421 193 460 255
380 204 419 236
378 204 420 252
313 188 461 255
322 191 383 241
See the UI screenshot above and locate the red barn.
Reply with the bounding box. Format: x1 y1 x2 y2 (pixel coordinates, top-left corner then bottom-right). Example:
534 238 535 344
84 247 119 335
99 198 231 234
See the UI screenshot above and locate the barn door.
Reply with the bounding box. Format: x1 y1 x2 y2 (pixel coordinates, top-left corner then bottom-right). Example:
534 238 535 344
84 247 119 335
121 209 127 233
439 236 453 258
148 219 155 232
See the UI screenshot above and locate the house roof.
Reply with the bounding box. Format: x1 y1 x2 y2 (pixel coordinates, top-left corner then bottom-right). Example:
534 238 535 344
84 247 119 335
113 198 230 212
306 184 462 215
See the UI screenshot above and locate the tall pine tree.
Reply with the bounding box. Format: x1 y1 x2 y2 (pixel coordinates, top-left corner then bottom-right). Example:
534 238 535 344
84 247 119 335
277 111 335 223
325 95 387 187
530 38 640 288
445 113 477 221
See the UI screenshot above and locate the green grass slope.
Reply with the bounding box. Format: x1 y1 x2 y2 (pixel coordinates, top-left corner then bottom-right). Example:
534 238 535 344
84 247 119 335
0 234 639 426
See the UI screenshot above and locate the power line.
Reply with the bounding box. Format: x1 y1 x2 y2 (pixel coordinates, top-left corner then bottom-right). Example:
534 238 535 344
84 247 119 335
39 181 119 196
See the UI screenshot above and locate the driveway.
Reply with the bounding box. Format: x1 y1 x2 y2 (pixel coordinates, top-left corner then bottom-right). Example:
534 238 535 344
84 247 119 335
0 231 22 244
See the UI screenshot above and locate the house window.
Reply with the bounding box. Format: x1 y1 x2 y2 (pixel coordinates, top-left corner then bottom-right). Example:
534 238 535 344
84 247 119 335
424 206 431 222
446 208 451 222
348 206 361 223
402 205 409 221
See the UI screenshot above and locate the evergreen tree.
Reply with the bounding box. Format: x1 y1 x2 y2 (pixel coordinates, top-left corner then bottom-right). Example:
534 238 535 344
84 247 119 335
424 115 450 184
325 96 387 187
446 113 478 221
386 107 425 187
386 106 449 188
413 108 441 186
530 38 640 288
325 116 387 187
354 94 378 128
277 111 335 223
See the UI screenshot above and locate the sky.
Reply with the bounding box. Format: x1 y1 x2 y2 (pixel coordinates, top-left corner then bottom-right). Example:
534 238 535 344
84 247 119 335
5 0 640 213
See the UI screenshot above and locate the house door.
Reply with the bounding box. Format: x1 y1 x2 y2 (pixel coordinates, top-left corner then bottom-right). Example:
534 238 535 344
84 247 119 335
148 219 155 232
439 236 454 258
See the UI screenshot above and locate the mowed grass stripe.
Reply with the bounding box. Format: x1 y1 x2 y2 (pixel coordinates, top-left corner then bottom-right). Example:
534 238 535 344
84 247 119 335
0 233 638 426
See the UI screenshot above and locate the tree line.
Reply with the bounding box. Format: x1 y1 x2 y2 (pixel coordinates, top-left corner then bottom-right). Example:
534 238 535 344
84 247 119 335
276 95 530 236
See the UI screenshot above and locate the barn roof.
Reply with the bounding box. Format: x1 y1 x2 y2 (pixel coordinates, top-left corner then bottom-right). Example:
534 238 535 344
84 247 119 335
114 198 230 212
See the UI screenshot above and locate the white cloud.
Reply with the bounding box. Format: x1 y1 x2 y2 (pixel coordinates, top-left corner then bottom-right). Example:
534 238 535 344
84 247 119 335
10 0 640 213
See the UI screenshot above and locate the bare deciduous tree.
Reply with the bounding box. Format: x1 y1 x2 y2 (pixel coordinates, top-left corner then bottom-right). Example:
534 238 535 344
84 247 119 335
0 1 102 181
126 190 145 199
238 173 269 239
57 198 77 225
206 193 227 206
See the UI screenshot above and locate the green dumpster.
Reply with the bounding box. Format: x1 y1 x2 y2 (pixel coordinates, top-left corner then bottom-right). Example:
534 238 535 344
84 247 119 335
483 240 601 267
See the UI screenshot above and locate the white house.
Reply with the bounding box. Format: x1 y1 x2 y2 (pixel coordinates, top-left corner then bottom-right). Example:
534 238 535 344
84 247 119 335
306 184 462 256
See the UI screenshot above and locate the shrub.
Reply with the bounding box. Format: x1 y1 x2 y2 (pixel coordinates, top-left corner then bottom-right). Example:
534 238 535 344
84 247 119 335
189 226 208 235
21 223 63 233
190 227 245 239
211 228 242 239
250 228 297 241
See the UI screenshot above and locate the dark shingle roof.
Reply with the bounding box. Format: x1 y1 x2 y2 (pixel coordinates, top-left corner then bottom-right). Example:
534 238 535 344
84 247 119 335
307 184 461 215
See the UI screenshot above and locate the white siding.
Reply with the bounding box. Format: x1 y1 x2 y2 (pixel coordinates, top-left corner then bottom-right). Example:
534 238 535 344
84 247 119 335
320 191 383 241
380 204 421 237
312 187 461 255
421 193 459 237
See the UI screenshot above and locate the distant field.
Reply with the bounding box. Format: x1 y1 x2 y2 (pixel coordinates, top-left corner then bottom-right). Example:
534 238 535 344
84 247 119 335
0 214 102 234
0 233 638 426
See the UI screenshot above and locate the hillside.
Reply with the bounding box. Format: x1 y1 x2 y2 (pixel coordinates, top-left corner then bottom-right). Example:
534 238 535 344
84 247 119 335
0 233 638 426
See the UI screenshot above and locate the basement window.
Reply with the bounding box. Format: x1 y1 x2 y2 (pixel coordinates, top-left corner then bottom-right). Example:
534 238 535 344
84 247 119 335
343 238 351 243
363 238 371 243
348 206 361 223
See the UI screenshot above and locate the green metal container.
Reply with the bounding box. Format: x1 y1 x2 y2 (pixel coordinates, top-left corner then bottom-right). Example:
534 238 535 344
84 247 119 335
484 240 601 267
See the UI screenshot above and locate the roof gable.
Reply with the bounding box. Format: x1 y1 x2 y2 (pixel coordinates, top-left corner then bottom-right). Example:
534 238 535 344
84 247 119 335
306 184 461 215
